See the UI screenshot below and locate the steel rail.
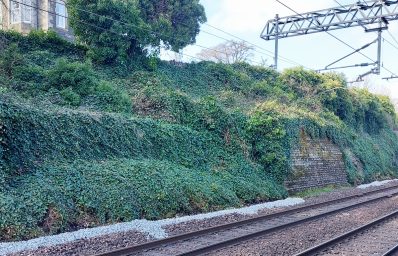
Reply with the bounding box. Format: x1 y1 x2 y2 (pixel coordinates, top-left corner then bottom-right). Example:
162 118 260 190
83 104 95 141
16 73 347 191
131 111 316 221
294 209 398 256
174 191 398 256
382 243 398 256
93 184 398 256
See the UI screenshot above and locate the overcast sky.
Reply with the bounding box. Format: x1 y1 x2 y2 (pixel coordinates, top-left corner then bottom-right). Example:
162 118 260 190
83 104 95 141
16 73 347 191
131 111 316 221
165 0 398 99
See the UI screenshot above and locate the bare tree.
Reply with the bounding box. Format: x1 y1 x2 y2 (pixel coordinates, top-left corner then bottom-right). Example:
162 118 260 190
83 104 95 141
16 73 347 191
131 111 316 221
197 40 254 64
260 57 269 67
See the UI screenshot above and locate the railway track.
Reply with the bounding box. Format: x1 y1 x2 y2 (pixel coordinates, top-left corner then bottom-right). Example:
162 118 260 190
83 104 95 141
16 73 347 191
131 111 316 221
294 209 398 256
383 243 398 256
94 184 398 256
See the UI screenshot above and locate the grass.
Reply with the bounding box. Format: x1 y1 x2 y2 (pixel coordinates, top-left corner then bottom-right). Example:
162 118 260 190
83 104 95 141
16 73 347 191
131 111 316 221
292 185 350 198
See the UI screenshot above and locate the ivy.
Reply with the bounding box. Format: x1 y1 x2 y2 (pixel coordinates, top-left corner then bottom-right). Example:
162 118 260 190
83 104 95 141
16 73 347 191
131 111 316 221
1 31 398 241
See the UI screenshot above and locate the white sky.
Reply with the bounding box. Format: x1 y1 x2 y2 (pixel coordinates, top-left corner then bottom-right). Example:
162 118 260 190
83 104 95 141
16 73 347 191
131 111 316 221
164 0 398 99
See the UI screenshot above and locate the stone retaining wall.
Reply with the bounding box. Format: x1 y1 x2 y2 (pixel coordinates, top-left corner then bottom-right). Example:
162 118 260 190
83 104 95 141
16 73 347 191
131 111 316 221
285 131 348 192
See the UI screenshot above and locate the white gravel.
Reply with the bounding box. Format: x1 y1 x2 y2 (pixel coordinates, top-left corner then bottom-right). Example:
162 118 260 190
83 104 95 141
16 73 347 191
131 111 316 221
0 197 304 256
357 179 398 189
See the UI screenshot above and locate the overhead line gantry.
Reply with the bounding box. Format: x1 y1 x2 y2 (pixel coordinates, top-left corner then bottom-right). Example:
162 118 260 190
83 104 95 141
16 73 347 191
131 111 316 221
261 0 398 80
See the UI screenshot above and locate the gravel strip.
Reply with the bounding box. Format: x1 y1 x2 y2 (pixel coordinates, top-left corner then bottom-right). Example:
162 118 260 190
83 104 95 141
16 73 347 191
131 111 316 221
209 195 398 256
9 230 152 256
0 220 165 256
357 179 398 189
0 198 303 256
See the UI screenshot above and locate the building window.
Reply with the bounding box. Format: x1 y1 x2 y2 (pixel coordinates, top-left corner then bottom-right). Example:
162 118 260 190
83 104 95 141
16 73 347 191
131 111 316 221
22 0 32 23
0 2 3 27
10 1 21 24
55 1 66 29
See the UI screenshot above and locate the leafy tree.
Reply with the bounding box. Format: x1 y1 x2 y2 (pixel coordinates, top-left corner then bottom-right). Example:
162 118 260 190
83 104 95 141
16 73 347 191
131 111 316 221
68 0 206 63
197 40 254 64
138 0 206 51
68 0 150 64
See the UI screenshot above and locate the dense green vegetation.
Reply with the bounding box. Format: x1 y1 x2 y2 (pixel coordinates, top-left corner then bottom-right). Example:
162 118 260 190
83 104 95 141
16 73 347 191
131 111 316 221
0 30 397 241
68 0 206 63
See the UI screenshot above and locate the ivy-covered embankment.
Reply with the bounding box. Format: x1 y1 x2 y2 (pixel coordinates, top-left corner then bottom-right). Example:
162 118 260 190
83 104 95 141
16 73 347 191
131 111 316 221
0 30 397 241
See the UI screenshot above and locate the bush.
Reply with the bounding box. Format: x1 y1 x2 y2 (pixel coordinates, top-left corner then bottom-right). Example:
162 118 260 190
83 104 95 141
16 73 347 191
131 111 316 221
93 82 132 113
205 63 251 91
0 30 86 56
60 87 81 106
13 65 46 85
0 43 23 78
279 67 323 97
0 97 239 172
46 59 97 96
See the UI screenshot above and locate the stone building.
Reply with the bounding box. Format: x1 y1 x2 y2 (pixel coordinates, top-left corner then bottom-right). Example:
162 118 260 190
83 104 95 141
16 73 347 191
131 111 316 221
0 0 73 40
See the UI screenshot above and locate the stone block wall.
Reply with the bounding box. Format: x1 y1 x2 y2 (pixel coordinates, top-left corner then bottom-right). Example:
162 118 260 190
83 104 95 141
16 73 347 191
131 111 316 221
285 131 348 192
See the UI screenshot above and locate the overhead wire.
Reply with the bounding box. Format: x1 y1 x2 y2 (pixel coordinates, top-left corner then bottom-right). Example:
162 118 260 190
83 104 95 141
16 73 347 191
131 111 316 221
333 0 398 77
202 23 308 68
53 0 310 67
9 0 213 64
351 0 398 51
276 0 374 62
47 0 276 66
199 28 300 67
180 28 278 66
10 0 270 66
62 0 306 67
358 0 398 78
386 30 398 50
171 20 310 68
10 0 310 68
9 0 292 94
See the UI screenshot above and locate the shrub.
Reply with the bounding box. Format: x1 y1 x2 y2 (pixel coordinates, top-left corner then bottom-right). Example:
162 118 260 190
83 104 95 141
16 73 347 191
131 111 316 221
46 59 97 96
94 82 132 113
0 30 86 56
13 65 46 84
205 63 251 91
60 87 81 106
279 67 323 97
0 43 23 78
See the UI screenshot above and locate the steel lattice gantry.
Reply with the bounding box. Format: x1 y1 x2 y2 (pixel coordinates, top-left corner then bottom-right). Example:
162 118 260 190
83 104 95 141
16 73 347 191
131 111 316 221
261 1 398 40
261 0 398 73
